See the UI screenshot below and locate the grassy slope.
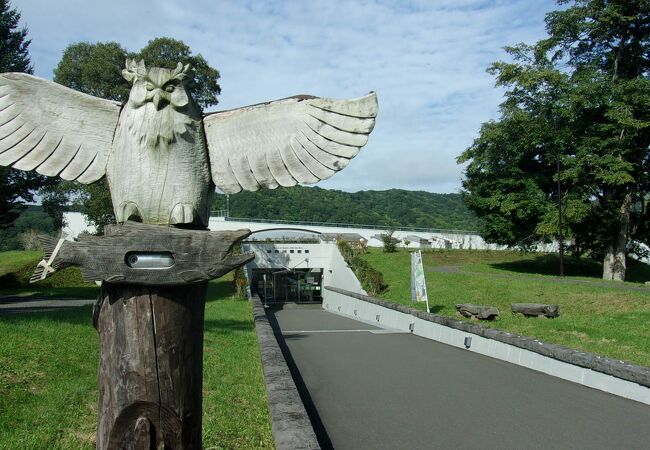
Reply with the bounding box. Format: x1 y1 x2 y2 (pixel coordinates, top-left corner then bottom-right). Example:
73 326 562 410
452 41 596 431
362 249 650 367
0 274 273 449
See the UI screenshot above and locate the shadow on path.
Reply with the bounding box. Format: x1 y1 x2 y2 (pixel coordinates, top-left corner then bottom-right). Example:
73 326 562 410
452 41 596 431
266 308 334 450
426 266 650 292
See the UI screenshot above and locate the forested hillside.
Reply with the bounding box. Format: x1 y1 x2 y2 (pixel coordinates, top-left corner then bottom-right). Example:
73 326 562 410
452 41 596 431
213 186 478 231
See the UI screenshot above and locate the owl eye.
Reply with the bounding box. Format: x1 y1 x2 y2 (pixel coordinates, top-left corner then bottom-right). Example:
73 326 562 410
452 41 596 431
146 82 154 91
165 84 175 93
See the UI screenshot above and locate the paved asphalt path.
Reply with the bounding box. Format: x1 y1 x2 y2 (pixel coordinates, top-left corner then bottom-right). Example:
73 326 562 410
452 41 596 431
269 306 650 450
0 296 95 314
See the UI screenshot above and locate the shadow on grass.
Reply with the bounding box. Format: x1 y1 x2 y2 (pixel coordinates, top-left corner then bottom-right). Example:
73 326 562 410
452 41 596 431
206 278 237 302
0 259 99 299
428 305 445 314
203 318 254 333
490 254 650 283
0 272 25 288
490 254 601 278
0 304 93 325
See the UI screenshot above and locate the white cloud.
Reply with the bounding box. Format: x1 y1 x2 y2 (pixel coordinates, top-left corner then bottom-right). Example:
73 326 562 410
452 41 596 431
16 0 556 193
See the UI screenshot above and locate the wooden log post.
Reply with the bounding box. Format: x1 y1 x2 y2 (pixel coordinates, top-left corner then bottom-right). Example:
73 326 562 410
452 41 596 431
96 282 207 449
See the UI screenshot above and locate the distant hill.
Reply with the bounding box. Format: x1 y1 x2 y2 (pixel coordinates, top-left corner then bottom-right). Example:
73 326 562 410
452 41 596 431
214 186 478 231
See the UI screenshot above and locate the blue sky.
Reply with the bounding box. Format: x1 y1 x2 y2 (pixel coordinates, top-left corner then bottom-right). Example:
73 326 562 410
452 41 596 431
17 0 557 193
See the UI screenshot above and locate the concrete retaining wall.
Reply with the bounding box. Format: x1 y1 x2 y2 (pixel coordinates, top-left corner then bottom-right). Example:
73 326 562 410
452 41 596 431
326 242 367 296
323 286 650 405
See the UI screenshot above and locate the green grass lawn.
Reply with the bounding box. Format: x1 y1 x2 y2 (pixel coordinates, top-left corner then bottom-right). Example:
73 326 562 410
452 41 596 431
0 271 273 449
362 249 650 367
0 250 100 299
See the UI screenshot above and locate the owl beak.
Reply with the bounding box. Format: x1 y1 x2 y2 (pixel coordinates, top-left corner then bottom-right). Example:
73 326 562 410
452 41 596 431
152 90 169 110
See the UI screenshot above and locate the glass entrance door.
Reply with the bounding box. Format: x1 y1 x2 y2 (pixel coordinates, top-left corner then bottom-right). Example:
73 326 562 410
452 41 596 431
252 268 323 303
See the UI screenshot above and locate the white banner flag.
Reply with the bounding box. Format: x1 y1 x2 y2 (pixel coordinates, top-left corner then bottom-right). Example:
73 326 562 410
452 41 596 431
411 250 429 311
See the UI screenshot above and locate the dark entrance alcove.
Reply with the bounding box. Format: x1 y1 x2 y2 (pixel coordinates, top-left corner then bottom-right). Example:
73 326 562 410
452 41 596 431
251 268 323 304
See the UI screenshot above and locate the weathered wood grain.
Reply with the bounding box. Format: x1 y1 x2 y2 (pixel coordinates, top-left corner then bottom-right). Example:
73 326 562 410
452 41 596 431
203 92 378 194
108 61 212 226
97 282 207 450
32 221 254 285
0 73 121 183
455 303 500 320
511 303 560 318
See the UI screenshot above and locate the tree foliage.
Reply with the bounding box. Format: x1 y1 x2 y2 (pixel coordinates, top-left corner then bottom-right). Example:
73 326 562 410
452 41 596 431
214 186 479 231
51 37 221 231
53 37 221 108
0 0 62 230
137 37 221 109
53 42 130 101
380 229 400 253
0 167 43 229
0 0 31 73
0 205 57 251
459 0 650 280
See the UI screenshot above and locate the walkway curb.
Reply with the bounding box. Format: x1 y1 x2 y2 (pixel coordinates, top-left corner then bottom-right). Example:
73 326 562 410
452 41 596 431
250 296 320 450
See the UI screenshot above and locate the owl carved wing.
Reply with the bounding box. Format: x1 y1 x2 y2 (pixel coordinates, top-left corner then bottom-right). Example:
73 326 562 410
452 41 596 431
203 92 378 194
0 73 121 183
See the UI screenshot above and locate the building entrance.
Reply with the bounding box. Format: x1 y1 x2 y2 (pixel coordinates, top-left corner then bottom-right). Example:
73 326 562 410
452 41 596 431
251 268 323 304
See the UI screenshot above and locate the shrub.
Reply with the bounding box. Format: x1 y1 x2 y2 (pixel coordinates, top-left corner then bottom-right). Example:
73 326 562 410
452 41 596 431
380 230 400 253
336 237 354 260
18 230 43 250
230 243 249 299
336 240 388 296
351 239 368 255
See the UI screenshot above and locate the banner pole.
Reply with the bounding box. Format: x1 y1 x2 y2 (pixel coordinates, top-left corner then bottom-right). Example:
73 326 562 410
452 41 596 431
419 250 430 313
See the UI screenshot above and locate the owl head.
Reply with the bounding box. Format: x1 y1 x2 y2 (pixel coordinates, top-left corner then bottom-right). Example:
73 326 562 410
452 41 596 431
122 59 193 111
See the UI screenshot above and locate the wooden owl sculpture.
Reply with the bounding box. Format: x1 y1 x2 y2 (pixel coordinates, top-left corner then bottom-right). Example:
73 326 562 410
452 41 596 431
0 59 378 227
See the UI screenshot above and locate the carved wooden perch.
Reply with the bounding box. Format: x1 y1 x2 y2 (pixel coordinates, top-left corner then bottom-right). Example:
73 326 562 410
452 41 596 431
32 221 254 285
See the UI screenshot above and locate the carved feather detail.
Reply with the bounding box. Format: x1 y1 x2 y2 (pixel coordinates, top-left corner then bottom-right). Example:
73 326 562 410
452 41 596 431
203 92 378 194
0 73 121 183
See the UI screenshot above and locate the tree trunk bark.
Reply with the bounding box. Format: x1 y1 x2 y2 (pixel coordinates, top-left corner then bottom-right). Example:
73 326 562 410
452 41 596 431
96 282 207 450
602 192 632 281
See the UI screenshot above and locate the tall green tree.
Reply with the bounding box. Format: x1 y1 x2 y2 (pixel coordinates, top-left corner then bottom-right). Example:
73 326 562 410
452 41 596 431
0 0 30 73
459 0 650 281
137 37 221 109
0 0 61 229
53 41 130 101
51 37 221 232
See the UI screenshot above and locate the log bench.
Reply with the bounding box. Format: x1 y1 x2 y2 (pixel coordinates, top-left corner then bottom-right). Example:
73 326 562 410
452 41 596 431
511 303 560 318
455 303 500 320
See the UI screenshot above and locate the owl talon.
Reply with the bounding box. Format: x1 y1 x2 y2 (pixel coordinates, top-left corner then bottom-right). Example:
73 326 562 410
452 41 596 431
170 203 198 225
118 202 142 223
